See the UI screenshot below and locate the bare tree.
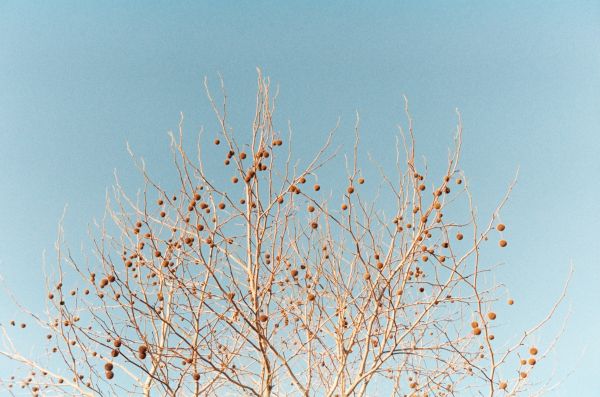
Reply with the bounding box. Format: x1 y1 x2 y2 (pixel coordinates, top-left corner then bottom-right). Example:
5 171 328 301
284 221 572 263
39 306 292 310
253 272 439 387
0 71 568 397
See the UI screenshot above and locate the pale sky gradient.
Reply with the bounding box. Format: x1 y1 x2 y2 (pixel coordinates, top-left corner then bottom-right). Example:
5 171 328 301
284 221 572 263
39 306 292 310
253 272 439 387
1 1 599 395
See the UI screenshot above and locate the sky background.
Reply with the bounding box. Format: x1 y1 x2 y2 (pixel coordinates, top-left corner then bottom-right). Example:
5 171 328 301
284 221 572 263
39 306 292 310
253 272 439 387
0 1 599 395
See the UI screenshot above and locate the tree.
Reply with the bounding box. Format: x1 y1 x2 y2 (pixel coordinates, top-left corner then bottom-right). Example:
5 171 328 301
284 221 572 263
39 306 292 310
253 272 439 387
0 72 567 396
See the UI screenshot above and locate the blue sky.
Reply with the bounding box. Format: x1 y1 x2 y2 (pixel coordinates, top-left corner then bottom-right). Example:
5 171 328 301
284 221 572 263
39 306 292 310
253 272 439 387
0 1 598 394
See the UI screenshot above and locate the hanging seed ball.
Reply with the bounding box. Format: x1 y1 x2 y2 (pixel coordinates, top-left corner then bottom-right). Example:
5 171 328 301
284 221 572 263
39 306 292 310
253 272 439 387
104 363 113 371
418 184 426 191
487 312 497 320
311 222 318 229
471 321 479 329
341 203 348 210
157 199 163 205
358 177 365 184
456 233 464 241
232 177 238 183
456 178 462 185
528 358 537 366
376 262 384 270
160 211 166 218
529 347 538 355
307 293 316 301
48 293 54 299
20 323 26 329
214 139 220 145
111 349 119 357
138 352 147 359
520 372 527 379
193 373 200 381
488 335 495 340
105 371 114 380
508 299 514 305
496 224 506 231
259 314 269 322
308 205 315 213
277 196 284 204
290 269 298 277
113 339 122 348
499 381 508 390
499 239 508 247
240 152 247 159
473 328 482 336
363 273 371 280
347 186 355 194
299 176 306 184
218 203 226 210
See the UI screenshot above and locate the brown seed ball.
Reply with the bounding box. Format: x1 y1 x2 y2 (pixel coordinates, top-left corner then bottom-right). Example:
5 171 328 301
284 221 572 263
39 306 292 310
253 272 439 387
193 373 200 381
508 299 514 305
307 293 316 302
113 339 122 348
104 363 113 371
290 269 298 277
456 233 464 241
358 177 365 184
20 323 26 329
105 371 114 380
488 335 495 340
259 314 269 322
471 321 479 329
496 223 506 231
473 328 482 336
160 211 166 218
341 203 348 210
313 184 320 191
520 372 527 379
529 347 538 355
376 262 384 270
311 222 318 229
499 381 507 390
520 359 526 365
218 203 226 210
499 239 508 247
138 352 147 359
418 184 426 191
363 273 371 280
487 312 497 320
214 139 220 145
528 358 537 366
307 205 315 213
456 178 462 185
111 349 119 357
347 186 354 194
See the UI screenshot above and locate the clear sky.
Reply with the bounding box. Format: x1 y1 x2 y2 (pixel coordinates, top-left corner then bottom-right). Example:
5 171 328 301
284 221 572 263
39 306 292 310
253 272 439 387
0 1 598 395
